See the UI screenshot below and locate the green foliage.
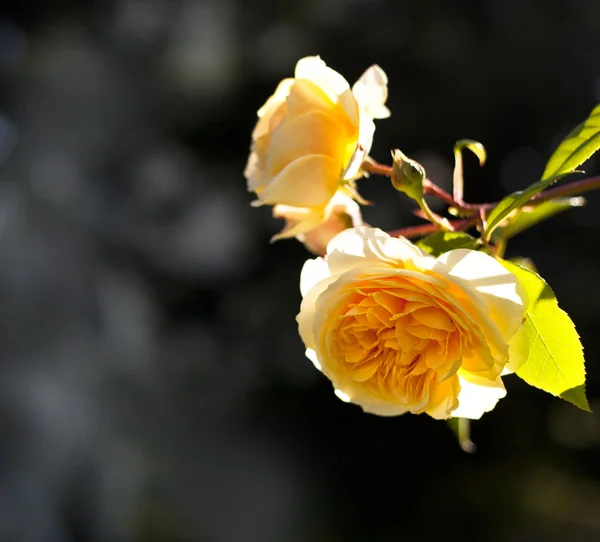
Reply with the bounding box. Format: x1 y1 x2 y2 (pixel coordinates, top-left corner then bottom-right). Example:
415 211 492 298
416 232 480 256
501 261 589 411
454 139 487 166
490 197 586 242
391 149 425 201
484 104 600 241
484 172 574 241
542 104 600 181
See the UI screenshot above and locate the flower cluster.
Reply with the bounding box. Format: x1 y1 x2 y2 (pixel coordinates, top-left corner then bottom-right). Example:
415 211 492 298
245 56 592 430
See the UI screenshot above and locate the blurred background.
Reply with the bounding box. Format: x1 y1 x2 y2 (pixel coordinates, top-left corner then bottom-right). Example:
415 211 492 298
0 0 598 541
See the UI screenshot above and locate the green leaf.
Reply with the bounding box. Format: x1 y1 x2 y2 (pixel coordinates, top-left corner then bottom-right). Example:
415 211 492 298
490 197 586 242
501 261 589 411
542 104 600 181
484 172 575 241
452 140 486 213
454 139 487 166
485 104 599 241
416 232 480 256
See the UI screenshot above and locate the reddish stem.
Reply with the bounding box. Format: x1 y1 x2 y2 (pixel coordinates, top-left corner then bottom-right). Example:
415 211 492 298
362 159 600 227
388 218 475 239
530 175 600 203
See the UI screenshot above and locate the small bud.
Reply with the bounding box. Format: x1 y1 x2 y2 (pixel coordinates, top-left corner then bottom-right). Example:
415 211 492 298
391 149 426 201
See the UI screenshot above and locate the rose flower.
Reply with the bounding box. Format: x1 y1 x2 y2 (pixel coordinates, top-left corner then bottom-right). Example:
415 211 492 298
245 56 389 243
297 227 527 420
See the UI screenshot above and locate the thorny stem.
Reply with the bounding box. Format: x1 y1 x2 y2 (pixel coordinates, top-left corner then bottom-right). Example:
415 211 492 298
530 175 600 204
388 218 476 239
361 159 600 233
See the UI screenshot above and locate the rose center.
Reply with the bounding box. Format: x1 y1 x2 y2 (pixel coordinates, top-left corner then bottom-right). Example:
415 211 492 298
330 283 465 406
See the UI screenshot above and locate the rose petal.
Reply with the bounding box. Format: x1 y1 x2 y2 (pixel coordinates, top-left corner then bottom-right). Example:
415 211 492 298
425 374 460 420
264 110 347 178
294 56 359 128
257 154 340 208
271 204 326 242
451 370 507 420
294 56 350 103
436 249 525 341
341 115 375 181
325 227 426 276
352 65 391 120
285 78 336 119
300 257 331 297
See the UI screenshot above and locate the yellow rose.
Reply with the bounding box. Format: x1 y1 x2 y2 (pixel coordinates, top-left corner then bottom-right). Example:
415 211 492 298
245 56 389 237
272 191 364 255
297 227 526 420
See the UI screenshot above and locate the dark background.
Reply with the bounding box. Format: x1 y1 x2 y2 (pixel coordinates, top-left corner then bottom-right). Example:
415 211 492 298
0 1 599 541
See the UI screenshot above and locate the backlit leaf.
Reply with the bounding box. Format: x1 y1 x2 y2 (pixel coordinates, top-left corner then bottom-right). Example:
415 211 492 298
542 104 600 181
501 261 589 411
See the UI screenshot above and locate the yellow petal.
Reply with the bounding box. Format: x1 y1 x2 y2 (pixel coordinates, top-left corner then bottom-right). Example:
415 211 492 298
425 374 460 419
294 56 350 102
271 204 326 242
265 110 348 178
286 79 335 118
294 56 359 128
437 249 525 341
257 154 340 208
254 80 294 139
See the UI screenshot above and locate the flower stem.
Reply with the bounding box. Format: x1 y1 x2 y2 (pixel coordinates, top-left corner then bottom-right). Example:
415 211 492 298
388 218 476 239
458 418 476 453
362 158 600 233
530 175 600 204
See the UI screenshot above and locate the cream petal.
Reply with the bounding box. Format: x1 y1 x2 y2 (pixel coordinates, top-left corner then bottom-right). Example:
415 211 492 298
325 227 426 276
251 81 293 145
332 379 409 416
337 88 360 131
352 65 391 120
296 264 338 350
294 56 350 101
294 56 359 128
244 151 262 190
265 110 347 177
305 348 322 371
300 257 331 297
342 114 375 181
357 399 409 417
271 204 326 242
285 78 336 118
256 78 295 119
326 191 362 224
436 249 525 341
257 154 340 207
451 371 507 420
413 256 510 366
